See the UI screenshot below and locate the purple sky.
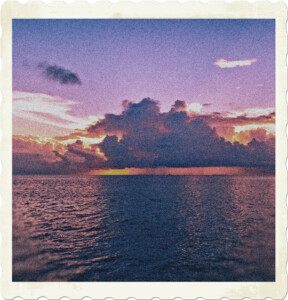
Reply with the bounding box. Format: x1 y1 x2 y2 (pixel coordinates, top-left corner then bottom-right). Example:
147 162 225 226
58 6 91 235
12 19 276 173
13 19 275 118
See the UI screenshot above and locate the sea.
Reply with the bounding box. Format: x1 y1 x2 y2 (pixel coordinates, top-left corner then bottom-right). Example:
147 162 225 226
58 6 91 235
13 175 275 281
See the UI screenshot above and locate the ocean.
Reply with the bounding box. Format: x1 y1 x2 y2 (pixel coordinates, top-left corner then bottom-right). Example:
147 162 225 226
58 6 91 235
13 175 275 281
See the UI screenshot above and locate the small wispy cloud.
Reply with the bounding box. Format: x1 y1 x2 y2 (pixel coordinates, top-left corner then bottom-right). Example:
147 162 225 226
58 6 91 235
38 62 82 85
214 58 257 69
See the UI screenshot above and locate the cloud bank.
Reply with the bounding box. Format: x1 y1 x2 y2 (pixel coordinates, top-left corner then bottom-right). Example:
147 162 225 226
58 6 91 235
38 63 81 85
13 98 275 174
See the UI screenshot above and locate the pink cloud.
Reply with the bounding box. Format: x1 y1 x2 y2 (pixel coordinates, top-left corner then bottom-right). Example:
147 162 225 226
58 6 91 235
13 91 101 134
214 58 257 68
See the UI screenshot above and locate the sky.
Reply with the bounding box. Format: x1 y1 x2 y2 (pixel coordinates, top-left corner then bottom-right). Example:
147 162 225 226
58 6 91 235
12 19 275 174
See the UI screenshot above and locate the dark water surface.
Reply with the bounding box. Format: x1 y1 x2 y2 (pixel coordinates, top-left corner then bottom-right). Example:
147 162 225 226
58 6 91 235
13 175 275 281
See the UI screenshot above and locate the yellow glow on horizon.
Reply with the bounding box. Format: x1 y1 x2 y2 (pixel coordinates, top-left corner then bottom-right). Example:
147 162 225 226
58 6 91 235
85 166 272 176
87 168 131 175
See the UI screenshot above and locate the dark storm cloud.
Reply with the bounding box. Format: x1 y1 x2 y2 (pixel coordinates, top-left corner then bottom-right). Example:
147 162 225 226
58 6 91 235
38 62 81 85
87 98 274 169
87 98 164 137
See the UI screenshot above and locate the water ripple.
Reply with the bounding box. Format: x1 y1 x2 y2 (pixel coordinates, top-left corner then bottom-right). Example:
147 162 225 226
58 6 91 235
13 175 275 281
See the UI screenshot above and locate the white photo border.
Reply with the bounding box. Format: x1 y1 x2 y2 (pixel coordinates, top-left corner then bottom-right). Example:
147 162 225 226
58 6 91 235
1 1 287 299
